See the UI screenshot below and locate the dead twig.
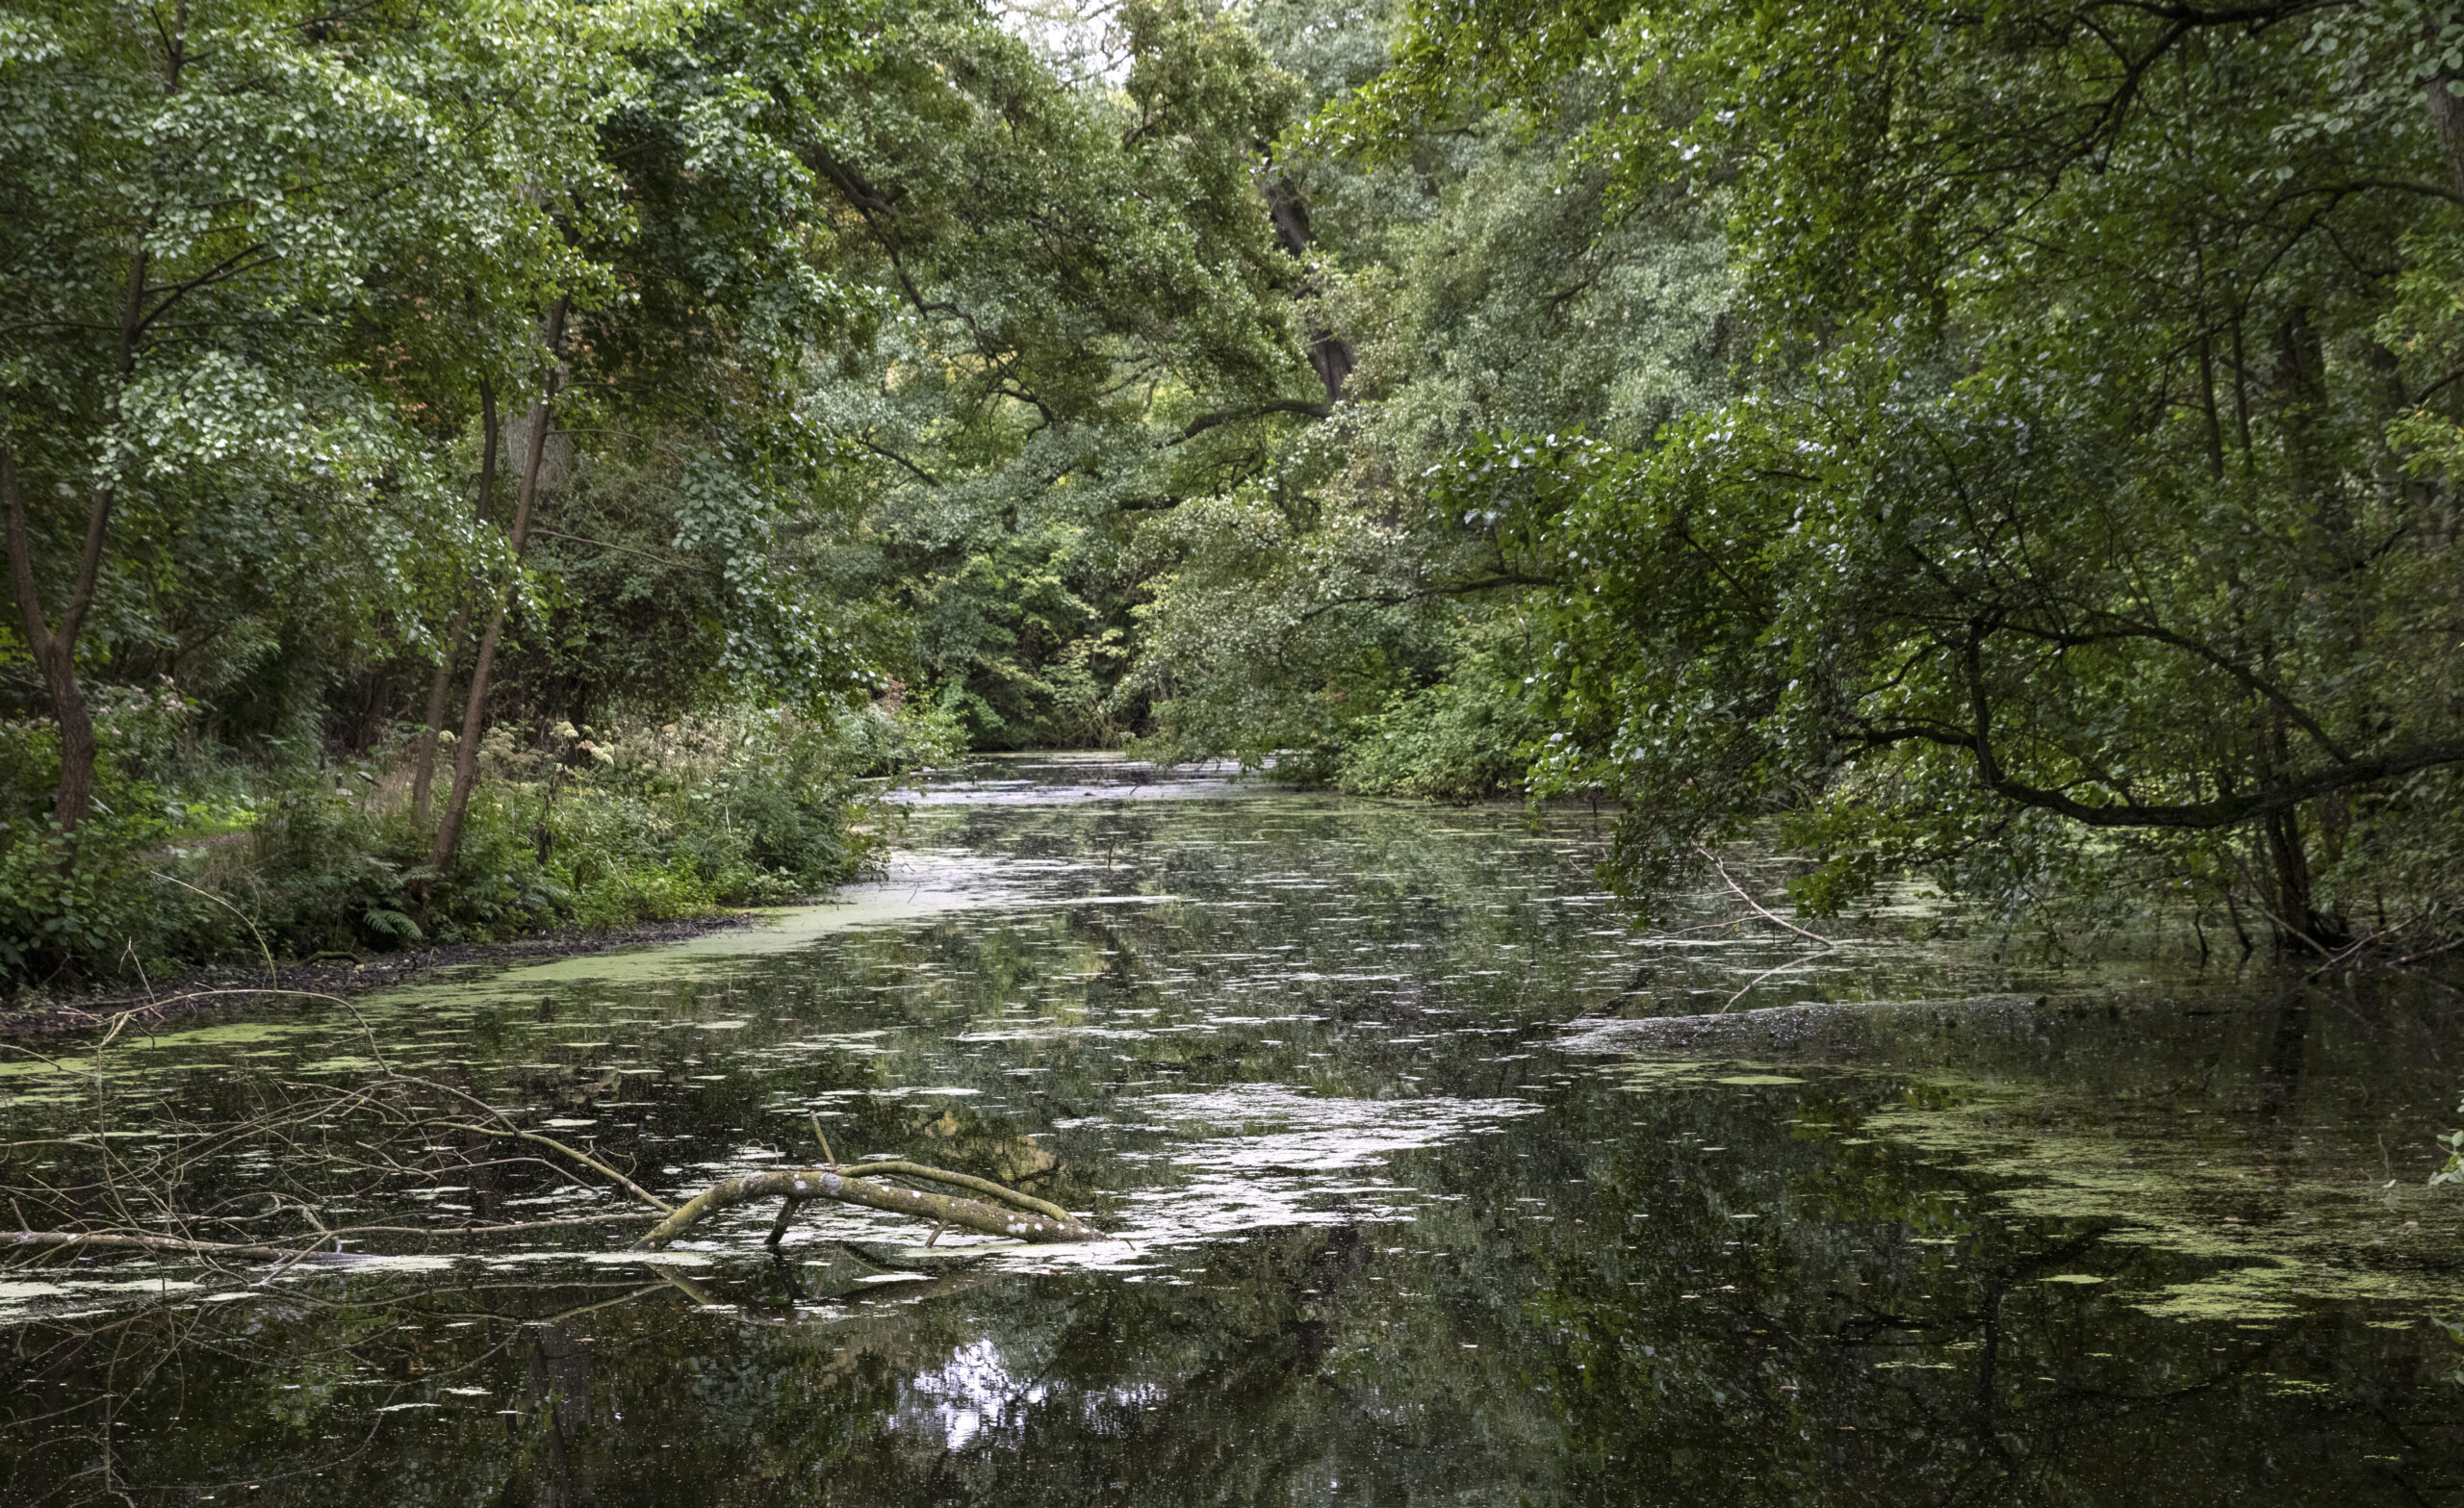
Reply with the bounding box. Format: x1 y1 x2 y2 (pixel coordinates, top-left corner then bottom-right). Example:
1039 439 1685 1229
438 1123 674 1215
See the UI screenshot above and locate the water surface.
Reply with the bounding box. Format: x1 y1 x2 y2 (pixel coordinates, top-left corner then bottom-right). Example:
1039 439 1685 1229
5 759 2462 1504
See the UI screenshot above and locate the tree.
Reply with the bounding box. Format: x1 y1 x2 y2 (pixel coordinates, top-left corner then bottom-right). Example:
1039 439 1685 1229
0 0 657 837
781 0 1326 747
1126 0 1732 790
1357 0 2464 945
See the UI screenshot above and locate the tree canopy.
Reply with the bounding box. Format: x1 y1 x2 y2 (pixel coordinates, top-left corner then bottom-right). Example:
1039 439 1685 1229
8 0 2464 979
1316 0 2464 944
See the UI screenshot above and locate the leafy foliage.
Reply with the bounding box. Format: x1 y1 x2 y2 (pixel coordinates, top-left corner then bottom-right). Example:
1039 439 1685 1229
1330 0 2464 944
15 0 2464 980
0 699 937 983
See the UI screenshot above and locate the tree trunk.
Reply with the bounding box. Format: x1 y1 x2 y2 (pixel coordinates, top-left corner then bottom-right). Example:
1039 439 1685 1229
2261 805 2342 953
2 465 101 838
409 380 498 829
2429 67 2464 203
408 602 472 830
1262 173 1354 402
428 306 566 877
4 470 112 841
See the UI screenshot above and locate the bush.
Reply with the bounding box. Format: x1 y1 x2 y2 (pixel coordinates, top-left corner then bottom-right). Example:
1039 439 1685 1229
1333 646 1542 803
0 700 917 993
0 819 229 985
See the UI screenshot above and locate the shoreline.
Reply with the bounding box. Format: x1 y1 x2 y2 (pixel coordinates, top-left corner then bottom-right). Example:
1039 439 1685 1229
0 910 767 1037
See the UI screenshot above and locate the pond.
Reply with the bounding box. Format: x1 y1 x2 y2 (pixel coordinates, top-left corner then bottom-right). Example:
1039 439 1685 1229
4 758 2462 1504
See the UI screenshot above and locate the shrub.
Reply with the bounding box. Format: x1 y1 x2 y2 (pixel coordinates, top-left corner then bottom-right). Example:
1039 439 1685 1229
1334 646 1542 804
0 701 906 994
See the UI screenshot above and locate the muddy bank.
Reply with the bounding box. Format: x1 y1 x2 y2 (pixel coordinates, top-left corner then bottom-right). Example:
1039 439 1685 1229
0 911 764 1035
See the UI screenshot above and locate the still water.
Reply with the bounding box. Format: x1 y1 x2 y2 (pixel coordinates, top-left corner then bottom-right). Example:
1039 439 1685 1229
4 758 2463 1504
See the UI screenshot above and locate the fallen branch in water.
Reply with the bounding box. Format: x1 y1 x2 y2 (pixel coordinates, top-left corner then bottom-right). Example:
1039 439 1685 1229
631 1165 1100 1251
8 1230 333 1263
0 1049 1100 1282
834 1159 1078 1225
4 1211 663 1268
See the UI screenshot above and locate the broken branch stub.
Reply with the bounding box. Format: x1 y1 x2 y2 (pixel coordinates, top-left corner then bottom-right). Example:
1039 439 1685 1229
630 1167 1098 1251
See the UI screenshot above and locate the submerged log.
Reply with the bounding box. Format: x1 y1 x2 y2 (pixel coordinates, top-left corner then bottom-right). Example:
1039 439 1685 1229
629 1166 1099 1251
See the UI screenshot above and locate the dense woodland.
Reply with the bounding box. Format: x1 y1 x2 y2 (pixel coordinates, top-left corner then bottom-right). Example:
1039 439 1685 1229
6 0 2464 985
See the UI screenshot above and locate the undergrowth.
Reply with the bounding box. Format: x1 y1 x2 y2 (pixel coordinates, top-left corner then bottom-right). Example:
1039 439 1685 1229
0 694 960 993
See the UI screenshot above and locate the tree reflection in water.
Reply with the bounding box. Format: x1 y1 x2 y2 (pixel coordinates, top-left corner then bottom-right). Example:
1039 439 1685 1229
4 771 2461 1503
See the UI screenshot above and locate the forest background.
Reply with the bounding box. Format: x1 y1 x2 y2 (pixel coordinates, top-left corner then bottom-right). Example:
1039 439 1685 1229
7 0 2464 989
